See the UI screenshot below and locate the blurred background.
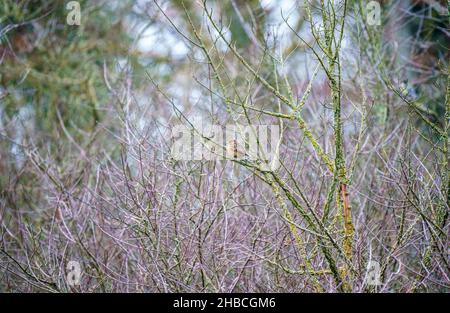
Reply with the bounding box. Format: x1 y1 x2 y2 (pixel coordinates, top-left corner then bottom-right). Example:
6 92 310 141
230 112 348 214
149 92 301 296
0 0 448 292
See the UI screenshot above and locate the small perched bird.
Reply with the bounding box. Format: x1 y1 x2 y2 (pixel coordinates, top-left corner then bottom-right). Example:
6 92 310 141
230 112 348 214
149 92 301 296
226 139 246 160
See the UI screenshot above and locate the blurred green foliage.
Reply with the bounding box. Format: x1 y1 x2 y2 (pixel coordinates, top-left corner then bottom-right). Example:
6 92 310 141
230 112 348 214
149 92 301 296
0 0 134 139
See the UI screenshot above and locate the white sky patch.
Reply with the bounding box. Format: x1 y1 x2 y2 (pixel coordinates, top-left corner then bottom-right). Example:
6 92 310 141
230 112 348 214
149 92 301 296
262 0 299 51
10 105 34 167
206 22 231 53
136 23 189 59
189 89 202 104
